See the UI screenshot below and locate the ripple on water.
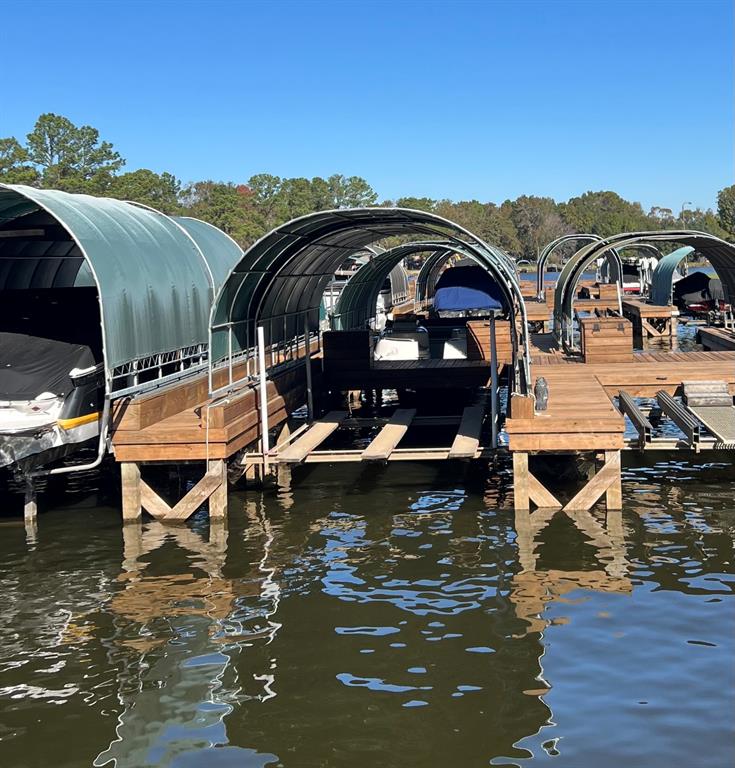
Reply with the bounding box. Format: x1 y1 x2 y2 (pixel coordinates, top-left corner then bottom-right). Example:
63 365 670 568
0 463 732 767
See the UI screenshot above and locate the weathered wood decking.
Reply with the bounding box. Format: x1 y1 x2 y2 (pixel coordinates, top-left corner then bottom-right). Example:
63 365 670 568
697 326 735 352
110 322 735 522
621 298 679 340
508 346 735 452
113 364 309 462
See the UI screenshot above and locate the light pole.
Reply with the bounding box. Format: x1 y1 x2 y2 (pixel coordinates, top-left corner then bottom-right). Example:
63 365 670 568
680 202 693 274
680 201 692 226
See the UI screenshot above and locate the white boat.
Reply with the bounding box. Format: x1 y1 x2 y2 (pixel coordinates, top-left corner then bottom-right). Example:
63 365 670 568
0 332 103 471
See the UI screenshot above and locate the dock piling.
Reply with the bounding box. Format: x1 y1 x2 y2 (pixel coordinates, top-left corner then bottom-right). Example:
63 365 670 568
121 462 142 522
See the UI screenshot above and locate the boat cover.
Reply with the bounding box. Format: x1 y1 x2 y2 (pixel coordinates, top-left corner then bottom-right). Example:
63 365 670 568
0 332 95 400
673 272 724 308
433 266 505 312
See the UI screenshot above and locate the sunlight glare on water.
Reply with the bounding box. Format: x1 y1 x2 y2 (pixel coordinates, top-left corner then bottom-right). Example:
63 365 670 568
0 458 733 767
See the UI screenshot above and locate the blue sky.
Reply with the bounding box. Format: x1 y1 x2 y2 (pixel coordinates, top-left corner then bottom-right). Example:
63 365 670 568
1 0 732 211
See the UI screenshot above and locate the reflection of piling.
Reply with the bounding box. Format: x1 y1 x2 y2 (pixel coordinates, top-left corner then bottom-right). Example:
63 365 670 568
512 504 632 636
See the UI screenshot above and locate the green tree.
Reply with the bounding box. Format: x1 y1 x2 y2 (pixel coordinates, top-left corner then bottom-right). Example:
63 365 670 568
108 169 181 214
246 173 287 232
393 196 437 212
508 195 568 260
559 191 650 236
328 174 378 208
25 113 124 192
648 206 676 225
180 181 260 246
716 185 735 239
0 137 39 185
280 177 318 219
434 199 521 254
684 207 730 240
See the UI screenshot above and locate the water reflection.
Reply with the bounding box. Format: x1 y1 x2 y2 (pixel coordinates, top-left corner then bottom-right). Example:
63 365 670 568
512 506 631 636
0 461 732 767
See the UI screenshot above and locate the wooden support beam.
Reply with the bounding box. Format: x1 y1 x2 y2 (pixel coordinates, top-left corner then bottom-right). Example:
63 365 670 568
140 463 228 522
207 460 228 519
513 452 530 511
510 394 535 419
513 452 563 510
527 472 562 509
362 408 416 461
448 405 484 459
564 450 621 512
605 451 623 510
24 477 37 523
121 462 141 522
277 410 347 464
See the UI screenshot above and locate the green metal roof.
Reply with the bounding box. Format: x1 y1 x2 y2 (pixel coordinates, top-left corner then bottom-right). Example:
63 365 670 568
0 184 243 388
333 242 452 329
210 208 531 393
649 246 695 306
553 230 735 349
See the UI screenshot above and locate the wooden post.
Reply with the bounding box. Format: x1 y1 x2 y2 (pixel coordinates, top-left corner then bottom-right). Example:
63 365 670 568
604 450 622 510
513 452 530 511
208 460 228 519
121 462 142 522
121 519 144 573
564 450 622 512
514 506 536 571
24 477 38 545
24 477 37 524
276 421 292 489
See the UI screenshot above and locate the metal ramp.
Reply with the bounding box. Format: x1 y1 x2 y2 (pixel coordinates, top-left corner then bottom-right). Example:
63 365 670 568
688 406 735 445
683 381 735 446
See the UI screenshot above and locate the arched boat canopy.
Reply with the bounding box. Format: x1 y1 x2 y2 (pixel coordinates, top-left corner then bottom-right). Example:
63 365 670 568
554 230 735 348
210 209 531 392
334 241 452 328
416 244 468 304
0 184 244 391
649 246 695 306
536 233 603 296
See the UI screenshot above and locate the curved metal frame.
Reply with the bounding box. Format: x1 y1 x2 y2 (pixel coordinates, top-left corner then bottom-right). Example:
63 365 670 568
536 234 603 296
210 209 531 393
334 241 495 329
649 246 695 306
387 261 410 305
554 230 735 349
415 245 464 304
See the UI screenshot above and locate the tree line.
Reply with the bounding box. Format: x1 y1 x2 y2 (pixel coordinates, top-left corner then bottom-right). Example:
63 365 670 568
2 113 733 260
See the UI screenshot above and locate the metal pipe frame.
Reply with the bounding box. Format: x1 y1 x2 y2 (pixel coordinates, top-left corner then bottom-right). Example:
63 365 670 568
208 209 533 395
656 390 701 447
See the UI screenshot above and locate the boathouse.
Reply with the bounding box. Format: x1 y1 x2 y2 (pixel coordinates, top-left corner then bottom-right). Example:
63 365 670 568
0 183 244 511
3 190 734 526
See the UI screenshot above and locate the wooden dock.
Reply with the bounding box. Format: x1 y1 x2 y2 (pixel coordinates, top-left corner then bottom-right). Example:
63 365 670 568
113 362 310 522
621 298 679 340
507 349 735 511
697 326 735 352
108 319 735 525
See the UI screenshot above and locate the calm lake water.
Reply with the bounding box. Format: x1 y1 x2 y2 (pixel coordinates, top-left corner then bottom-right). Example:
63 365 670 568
0 457 733 767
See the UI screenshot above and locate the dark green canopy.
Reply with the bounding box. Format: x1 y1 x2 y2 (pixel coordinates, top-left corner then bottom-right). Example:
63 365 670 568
0 184 243 392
